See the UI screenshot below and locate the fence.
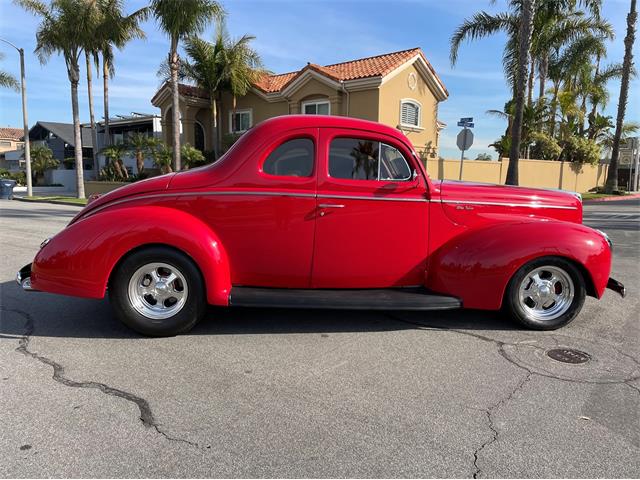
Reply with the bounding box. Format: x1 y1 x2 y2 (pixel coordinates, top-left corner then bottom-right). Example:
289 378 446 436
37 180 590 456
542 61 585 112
425 158 609 193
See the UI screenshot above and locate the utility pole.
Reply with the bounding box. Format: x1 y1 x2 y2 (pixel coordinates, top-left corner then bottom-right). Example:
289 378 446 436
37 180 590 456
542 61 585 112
1 38 32 197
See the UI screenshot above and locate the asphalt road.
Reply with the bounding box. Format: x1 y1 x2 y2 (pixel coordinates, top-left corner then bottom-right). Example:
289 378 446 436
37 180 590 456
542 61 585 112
1 199 638 478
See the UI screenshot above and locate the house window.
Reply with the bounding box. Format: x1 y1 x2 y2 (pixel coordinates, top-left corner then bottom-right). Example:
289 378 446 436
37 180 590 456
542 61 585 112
302 100 330 115
400 100 421 128
229 109 252 134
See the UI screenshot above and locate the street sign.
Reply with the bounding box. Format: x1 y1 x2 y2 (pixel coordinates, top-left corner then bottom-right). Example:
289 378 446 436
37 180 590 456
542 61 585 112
457 128 474 151
460 117 473 122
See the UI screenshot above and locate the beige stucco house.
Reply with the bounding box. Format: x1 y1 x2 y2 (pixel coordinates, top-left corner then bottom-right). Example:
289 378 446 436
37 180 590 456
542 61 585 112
151 47 448 157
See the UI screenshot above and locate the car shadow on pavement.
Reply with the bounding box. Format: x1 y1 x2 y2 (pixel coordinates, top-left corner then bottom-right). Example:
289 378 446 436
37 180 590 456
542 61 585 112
0 280 519 340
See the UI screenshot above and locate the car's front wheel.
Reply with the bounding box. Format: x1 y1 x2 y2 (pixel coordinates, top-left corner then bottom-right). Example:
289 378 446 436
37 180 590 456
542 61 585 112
110 246 207 336
504 257 586 330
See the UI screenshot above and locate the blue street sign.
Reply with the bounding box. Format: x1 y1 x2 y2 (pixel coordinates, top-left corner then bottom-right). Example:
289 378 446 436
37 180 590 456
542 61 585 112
460 117 473 122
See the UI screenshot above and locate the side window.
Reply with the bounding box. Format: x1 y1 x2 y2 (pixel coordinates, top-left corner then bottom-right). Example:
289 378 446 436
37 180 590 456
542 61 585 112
328 137 412 181
263 138 314 177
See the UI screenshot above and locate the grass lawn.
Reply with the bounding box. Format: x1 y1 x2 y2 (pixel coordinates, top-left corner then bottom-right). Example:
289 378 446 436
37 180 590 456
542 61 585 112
581 192 633 201
20 195 88 206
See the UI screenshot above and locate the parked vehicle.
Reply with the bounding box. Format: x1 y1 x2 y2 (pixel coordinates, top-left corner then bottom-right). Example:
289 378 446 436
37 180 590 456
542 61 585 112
17 115 625 336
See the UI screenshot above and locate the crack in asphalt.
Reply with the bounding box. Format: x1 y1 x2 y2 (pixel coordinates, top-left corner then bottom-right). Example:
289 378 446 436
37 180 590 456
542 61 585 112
471 371 533 478
384 313 640 478
2 306 200 449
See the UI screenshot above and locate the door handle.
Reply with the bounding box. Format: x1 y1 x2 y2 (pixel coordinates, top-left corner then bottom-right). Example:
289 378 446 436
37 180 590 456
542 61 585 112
318 204 345 208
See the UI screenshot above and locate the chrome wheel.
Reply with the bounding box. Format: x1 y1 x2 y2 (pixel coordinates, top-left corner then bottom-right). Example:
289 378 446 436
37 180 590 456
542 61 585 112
127 262 188 320
518 266 574 322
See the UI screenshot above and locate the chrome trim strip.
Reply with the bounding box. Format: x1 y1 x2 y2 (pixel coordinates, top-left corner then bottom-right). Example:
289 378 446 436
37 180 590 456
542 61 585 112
318 194 428 203
84 190 318 217
441 199 578 210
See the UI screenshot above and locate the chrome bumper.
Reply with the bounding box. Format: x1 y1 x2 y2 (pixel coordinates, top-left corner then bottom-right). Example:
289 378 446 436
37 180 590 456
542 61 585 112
16 263 35 291
606 277 626 298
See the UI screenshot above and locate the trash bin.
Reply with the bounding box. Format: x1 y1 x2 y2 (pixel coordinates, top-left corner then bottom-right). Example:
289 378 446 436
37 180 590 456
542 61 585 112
0 179 17 200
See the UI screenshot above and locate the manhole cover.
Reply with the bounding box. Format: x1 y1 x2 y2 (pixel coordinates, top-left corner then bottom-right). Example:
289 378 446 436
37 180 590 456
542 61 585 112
546 348 591 364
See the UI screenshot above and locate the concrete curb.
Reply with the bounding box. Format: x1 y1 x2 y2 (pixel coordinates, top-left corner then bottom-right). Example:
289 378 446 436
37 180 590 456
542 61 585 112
12 197 85 208
583 193 640 203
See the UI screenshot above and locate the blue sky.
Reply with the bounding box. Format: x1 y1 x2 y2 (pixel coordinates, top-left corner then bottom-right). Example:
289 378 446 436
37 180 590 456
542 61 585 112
0 0 637 159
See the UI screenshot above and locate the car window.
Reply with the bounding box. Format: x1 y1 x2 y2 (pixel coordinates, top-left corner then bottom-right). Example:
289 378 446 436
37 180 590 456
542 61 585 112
329 137 412 181
263 138 314 177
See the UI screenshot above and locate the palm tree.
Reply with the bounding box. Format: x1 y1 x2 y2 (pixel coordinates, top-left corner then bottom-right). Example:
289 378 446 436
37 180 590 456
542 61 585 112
127 132 157 174
17 0 97 199
505 0 536 185
0 52 19 90
180 20 267 157
605 0 637 193
93 1 147 148
101 143 128 179
150 141 174 174
84 49 99 170
30 144 58 184
151 0 223 171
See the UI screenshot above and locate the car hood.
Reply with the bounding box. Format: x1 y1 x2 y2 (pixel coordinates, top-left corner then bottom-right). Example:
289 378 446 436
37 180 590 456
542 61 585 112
69 173 176 224
438 180 583 225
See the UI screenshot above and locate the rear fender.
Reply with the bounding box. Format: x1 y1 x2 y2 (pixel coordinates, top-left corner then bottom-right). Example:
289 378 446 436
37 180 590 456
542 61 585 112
32 206 231 305
426 220 611 310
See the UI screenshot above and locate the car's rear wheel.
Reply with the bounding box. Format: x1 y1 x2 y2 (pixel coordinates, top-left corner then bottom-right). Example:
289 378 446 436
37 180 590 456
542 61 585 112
504 257 586 330
110 246 206 336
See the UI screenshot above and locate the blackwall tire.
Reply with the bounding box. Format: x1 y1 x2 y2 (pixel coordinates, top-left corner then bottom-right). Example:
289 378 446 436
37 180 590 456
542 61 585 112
110 246 207 336
504 257 586 330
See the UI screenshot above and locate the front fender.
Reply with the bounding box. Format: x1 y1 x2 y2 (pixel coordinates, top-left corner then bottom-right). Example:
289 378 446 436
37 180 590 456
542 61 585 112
32 206 231 306
426 220 611 310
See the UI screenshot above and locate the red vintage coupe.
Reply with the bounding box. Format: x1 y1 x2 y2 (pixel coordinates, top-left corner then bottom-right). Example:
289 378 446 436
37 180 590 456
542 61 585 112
17 115 625 336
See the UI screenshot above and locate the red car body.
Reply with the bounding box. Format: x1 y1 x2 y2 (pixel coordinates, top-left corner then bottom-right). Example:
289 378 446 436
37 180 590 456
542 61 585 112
22 115 620 317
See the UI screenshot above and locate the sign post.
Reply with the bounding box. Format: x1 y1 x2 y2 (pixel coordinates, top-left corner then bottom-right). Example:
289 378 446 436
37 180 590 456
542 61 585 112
456 117 474 180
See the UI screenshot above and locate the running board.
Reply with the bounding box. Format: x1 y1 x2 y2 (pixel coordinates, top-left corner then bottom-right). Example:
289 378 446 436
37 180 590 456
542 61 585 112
229 287 461 311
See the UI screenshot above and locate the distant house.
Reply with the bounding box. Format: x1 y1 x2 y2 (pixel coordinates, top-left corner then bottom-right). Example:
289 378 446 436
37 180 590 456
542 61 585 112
151 47 448 158
28 121 94 170
0 127 25 170
95 113 163 173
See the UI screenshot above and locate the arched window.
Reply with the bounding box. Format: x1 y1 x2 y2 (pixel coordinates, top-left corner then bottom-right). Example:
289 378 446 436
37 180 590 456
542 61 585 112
400 100 421 128
194 121 205 151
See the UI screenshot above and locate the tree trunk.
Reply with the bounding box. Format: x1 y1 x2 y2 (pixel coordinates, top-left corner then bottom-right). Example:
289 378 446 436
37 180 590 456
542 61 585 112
136 150 144 174
102 55 110 148
587 56 601 139
538 54 547 100
549 82 560 137
69 67 85 199
85 52 98 173
506 0 535 185
170 37 181 171
216 96 223 156
606 0 636 193
527 55 535 106
211 97 218 159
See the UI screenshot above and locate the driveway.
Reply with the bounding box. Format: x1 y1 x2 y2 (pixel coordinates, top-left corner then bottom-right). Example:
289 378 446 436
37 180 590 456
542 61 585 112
1 199 638 478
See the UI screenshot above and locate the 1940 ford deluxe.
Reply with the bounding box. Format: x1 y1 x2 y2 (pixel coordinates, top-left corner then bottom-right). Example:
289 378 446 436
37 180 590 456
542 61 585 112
17 115 625 336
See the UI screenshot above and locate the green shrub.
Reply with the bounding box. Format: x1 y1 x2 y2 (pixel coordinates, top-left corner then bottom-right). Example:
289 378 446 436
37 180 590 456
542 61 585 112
562 136 601 164
181 144 206 169
529 132 562 160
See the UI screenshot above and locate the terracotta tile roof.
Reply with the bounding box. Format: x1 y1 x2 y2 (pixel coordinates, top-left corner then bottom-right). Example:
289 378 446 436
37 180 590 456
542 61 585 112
323 48 422 81
254 71 298 93
178 84 209 99
171 48 447 97
254 47 446 94
0 127 24 141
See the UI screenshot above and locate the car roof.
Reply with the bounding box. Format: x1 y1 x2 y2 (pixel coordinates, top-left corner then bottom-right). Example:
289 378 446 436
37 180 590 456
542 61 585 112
252 115 411 145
